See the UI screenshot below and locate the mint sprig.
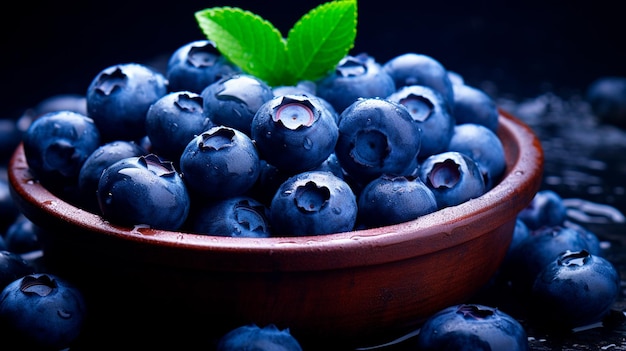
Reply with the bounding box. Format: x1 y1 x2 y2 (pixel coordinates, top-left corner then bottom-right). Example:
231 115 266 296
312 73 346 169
195 0 357 87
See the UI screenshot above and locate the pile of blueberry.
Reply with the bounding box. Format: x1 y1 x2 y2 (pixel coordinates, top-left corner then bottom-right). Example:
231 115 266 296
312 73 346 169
21 41 506 238
0 38 621 350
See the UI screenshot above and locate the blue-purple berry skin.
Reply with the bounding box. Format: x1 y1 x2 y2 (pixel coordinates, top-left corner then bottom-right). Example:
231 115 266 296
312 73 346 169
0 273 87 350
317 53 396 114
447 123 506 190
86 63 168 142
270 171 357 236
78 140 147 214
386 84 455 158
145 91 212 162
452 83 499 133
531 249 620 330
180 126 261 200
517 189 567 230
97 154 190 230
187 196 271 238
335 98 421 184
217 324 303 351
383 52 456 113
201 73 274 136
419 151 486 209
357 174 438 228
251 94 339 174
166 39 241 94
415 303 529 351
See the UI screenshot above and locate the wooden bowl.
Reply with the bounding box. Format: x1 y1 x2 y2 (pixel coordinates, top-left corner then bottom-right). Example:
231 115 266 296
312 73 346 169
8 110 543 349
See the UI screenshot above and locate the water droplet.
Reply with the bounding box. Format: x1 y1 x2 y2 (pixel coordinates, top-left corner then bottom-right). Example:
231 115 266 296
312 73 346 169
58 309 72 319
303 137 313 150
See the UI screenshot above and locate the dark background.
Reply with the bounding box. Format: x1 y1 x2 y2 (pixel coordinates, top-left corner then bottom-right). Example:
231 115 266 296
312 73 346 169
1 0 623 119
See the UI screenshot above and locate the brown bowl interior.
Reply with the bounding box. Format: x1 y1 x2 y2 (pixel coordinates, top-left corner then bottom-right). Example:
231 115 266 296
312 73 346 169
8 110 543 348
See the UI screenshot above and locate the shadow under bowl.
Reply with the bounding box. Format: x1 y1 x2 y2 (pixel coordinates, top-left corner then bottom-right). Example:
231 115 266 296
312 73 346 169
8 110 543 349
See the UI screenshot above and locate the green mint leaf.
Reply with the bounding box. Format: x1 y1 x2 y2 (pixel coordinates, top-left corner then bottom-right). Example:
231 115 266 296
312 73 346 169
194 7 288 86
286 0 357 83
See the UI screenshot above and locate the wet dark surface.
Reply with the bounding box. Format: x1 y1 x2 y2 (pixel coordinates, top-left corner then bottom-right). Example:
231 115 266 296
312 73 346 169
3 1 626 350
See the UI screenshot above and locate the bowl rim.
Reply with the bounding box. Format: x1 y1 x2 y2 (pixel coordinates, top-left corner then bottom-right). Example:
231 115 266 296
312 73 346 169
8 109 543 271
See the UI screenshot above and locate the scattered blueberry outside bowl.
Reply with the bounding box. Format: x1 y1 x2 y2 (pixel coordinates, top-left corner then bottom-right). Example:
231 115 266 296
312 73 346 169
7 109 543 348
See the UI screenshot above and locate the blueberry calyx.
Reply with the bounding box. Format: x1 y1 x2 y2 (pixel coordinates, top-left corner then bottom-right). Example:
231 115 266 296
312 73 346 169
232 199 268 232
400 94 434 122
20 274 56 297
351 129 389 167
456 304 494 320
294 181 331 213
198 127 236 151
174 93 203 113
187 42 221 68
428 159 460 189
94 67 126 95
136 154 177 178
335 55 367 77
274 98 315 130
558 249 590 267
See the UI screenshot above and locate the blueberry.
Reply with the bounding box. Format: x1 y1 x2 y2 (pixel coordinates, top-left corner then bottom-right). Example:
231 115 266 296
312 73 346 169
166 40 241 94
3 214 41 255
0 176 20 232
187 196 271 238
86 62 168 142
22 110 101 196
245 160 291 207
447 70 465 86
251 94 339 174
316 53 396 114
0 273 87 350
531 249 620 330
386 84 455 158
383 52 455 112
507 218 531 259
335 98 421 184
419 151 486 209
180 126 260 200
312 152 345 179
145 90 212 162
571 223 602 256
270 170 357 236
77 140 147 214
217 323 303 351
415 303 529 351
357 174 438 228
452 83 499 132
446 123 506 190
201 73 274 136
517 189 567 230
586 76 626 128
505 225 597 294
97 154 190 230
0 250 34 291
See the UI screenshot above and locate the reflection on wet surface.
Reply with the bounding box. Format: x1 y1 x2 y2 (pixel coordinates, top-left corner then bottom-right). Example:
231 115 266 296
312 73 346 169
500 92 626 215
501 92 626 350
